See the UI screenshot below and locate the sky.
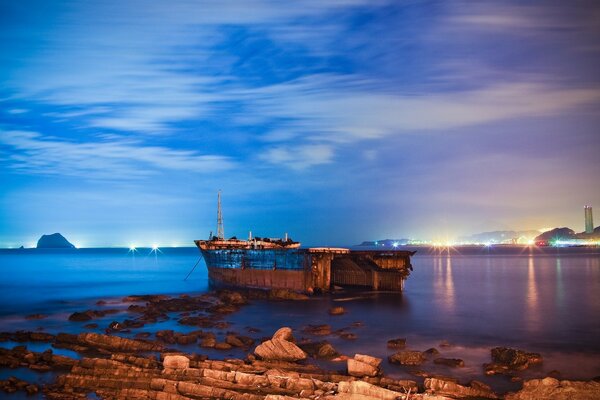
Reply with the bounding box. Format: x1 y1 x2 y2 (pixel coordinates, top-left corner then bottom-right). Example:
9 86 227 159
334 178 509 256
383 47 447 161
1 0 599 248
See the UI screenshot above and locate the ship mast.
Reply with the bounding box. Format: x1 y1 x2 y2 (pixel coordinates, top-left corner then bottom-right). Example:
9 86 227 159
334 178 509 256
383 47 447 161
217 190 224 239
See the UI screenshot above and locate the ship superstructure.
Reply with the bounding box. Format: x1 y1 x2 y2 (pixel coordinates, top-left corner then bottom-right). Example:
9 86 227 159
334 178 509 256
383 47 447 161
195 192 414 293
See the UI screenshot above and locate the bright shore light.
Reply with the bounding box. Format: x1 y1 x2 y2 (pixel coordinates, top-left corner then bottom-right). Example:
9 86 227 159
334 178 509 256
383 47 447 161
152 244 159 251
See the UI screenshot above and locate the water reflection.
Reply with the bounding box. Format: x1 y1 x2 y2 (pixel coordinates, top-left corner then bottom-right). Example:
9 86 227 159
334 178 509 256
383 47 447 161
445 256 455 312
556 258 564 312
526 256 540 332
433 255 455 314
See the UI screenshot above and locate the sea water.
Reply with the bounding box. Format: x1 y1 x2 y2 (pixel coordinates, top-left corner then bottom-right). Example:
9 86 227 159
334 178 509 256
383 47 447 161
0 246 599 393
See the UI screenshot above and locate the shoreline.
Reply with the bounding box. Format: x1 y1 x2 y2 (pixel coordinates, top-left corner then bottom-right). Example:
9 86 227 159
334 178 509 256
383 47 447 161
1 290 599 399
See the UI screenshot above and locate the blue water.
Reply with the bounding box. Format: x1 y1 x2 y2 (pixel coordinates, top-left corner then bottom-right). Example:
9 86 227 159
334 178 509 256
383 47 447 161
0 246 599 392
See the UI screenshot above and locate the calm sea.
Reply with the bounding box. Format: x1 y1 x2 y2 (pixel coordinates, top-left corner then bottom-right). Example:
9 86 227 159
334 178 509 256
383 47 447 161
0 246 599 393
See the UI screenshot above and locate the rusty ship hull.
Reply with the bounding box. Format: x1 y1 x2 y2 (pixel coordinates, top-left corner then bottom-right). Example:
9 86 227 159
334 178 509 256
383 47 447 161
195 239 415 293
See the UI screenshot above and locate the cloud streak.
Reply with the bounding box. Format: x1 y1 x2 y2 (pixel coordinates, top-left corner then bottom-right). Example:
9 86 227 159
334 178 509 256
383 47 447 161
0 130 234 179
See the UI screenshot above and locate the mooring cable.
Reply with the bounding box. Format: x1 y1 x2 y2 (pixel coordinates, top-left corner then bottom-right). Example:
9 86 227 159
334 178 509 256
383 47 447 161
184 257 202 281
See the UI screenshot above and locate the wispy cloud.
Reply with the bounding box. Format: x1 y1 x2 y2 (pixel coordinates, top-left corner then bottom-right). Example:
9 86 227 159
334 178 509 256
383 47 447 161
0 130 234 179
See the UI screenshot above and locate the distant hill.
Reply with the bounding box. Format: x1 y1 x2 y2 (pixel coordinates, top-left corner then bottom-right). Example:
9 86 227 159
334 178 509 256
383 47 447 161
534 228 575 242
458 230 540 244
355 239 410 247
37 233 75 249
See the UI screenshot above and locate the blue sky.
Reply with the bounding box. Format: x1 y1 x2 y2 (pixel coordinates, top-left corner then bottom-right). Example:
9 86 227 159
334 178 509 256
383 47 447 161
1 0 599 247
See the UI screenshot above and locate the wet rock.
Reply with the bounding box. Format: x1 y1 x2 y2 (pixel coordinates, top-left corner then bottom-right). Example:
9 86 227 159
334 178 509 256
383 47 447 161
68 311 93 322
77 332 162 352
25 314 47 320
200 336 217 348
439 340 452 347
339 332 357 340
387 337 406 349
425 377 499 399
214 342 233 350
108 321 122 331
299 341 340 359
269 289 309 300
225 334 254 348
218 290 248 305
388 350 425 366
347 354 382 377
178 315 218 327
434 358 465 368
490 347 543 370
83 323 98 329
424 347 440 356
175 333 197 345
303 324 331 336
163 354 190 369
328 306 345 315
505 377 600 400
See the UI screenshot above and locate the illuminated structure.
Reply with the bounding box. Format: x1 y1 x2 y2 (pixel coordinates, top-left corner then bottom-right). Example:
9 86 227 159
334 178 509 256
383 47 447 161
584 205 593 234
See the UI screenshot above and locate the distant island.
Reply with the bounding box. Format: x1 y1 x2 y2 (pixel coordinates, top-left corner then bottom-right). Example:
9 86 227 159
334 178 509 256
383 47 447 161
36 233 75 249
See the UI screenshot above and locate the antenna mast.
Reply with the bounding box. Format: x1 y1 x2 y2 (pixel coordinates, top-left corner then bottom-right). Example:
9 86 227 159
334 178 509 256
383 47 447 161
217 190 224 239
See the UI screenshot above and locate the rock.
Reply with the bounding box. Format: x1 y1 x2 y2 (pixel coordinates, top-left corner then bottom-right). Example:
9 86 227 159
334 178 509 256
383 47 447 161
328 306 345 315
83 323 98 329
425 377 499 399
388 351 425 366
254 338 307 362
303 324 331 336
439 340 452 347
299 341 340 359
434 358 465 367
225 334 254 348
68 311 93 322
214 342 233 350
490 347 542 370
36 233 75 248
25 314 47 320
108 321 121 331
77 332 162 352
387 337 406 349
272 327 294 341
269 289 309 300
424 347 440 356
200 337 216 348
338 380 406 400
175 333 197 345
218 290 248 305
347 354 382 377
505 377 600 400
339 332 357 340
163 355 189 369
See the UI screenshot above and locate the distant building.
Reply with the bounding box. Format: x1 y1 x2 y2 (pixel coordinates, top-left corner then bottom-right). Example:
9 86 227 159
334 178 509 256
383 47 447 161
584 205 594 234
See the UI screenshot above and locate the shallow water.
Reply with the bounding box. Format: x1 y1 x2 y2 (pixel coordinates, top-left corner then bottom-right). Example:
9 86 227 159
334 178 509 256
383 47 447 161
0 246 599 393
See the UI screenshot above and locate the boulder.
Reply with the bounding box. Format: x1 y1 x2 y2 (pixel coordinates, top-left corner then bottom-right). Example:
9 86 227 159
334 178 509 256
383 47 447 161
163 355 189 369
490 347 542 370
254 338 307 362
388 351 425 366
505 377 600 400
272 327 294 341
347 354 381 377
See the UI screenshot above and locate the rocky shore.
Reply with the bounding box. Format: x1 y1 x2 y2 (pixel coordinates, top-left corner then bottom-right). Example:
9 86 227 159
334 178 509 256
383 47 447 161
1 290 599 399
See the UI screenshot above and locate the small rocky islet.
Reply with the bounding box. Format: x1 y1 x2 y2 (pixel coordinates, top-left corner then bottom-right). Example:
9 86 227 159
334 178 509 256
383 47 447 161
1 290 599 399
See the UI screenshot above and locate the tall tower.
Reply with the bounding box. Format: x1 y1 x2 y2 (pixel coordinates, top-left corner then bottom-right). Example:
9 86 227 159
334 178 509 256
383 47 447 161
217 190 224 239
584 205 593 234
